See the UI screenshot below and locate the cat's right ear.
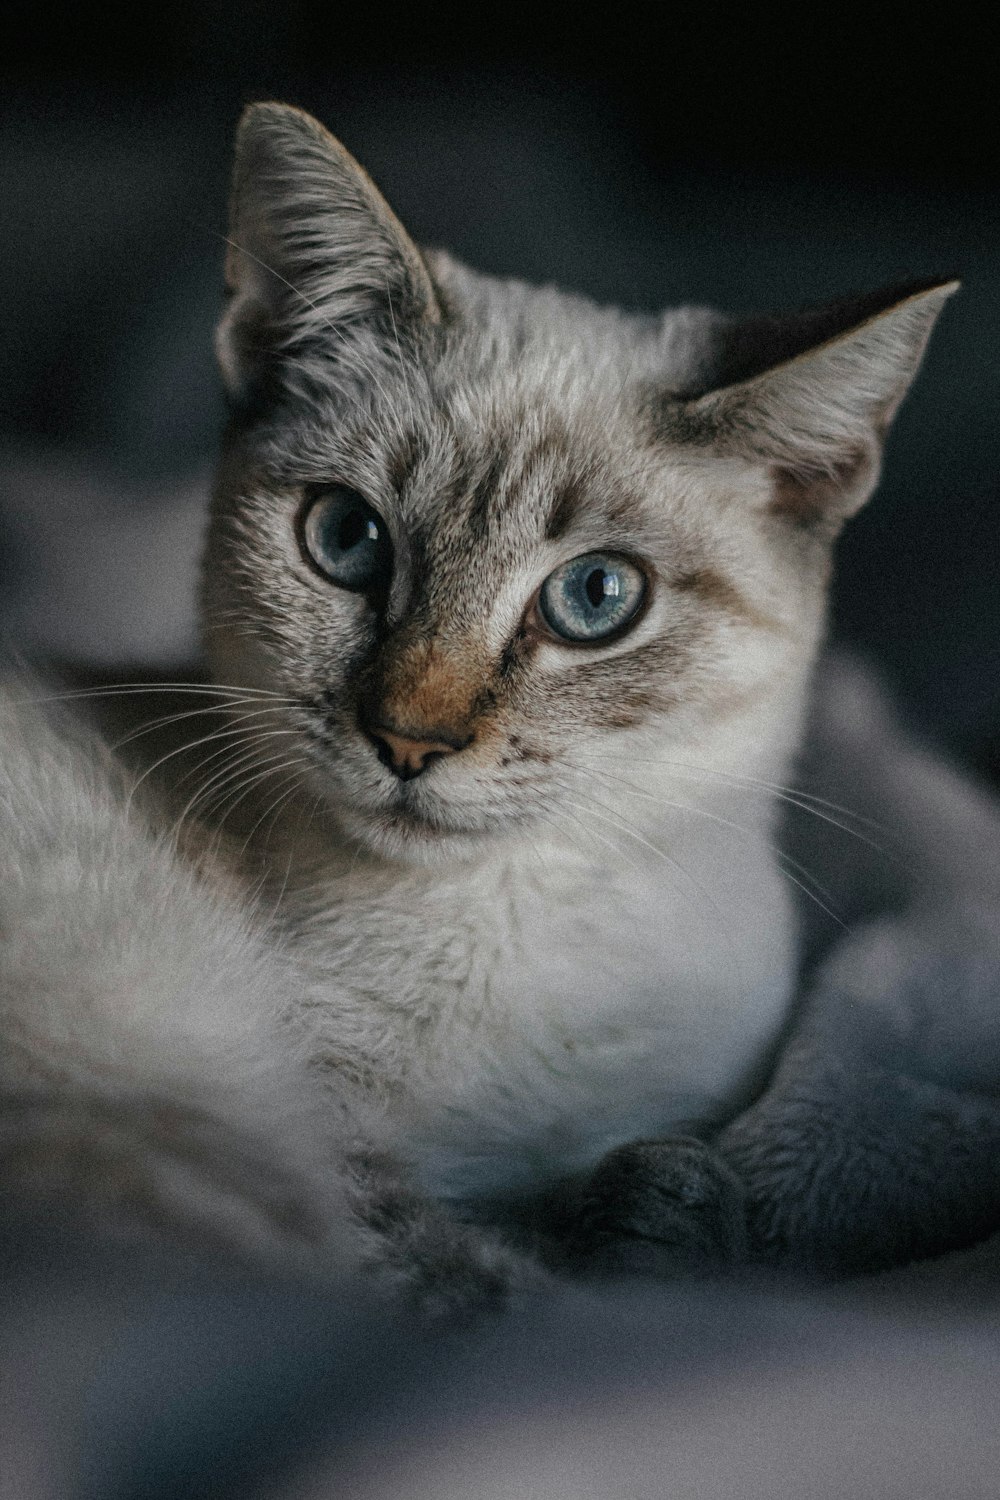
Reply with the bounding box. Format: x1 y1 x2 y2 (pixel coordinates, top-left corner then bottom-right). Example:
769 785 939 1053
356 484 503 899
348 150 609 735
216 102 440 405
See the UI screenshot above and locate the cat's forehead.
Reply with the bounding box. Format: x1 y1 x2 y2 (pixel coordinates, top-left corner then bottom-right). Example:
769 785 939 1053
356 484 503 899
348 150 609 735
280 350 684 554
254 257 731 560
404 376 636 537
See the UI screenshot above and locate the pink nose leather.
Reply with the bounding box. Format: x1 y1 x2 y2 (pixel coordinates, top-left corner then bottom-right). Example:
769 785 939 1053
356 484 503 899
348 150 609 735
368 726 467 781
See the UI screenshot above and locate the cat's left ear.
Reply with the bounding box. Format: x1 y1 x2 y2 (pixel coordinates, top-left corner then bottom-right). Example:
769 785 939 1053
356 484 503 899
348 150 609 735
216 102 440 404
670 278 958 528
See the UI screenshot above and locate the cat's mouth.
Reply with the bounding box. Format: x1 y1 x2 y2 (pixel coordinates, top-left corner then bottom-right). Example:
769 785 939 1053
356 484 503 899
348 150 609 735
380 795 455 837
295 704 524 855
338 769 530 862
341 795 496 863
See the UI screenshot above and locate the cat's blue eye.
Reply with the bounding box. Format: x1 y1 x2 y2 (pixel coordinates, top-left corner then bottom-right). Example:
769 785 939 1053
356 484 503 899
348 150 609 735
301 487 392 593
538 552 647 643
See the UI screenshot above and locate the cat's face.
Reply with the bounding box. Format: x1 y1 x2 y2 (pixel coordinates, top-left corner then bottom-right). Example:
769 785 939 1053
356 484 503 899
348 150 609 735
202 104 954 864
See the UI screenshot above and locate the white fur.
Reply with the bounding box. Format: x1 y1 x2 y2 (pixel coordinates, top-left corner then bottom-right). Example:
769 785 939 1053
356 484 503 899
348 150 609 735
0 684 800 1216
289 799 796 1203
0 683 369 1265
227 634 812 1206
0 104 966 1281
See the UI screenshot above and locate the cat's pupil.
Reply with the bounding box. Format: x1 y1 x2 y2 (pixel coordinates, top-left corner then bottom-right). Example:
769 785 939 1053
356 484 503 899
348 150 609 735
338 511 377 552
585 567 613 609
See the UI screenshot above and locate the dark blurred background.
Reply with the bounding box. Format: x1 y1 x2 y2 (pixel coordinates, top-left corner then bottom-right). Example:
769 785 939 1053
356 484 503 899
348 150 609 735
1 4 996 760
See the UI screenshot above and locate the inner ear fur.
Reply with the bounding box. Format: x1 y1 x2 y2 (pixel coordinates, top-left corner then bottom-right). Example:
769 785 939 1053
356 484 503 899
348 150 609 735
668 278 958 529
216 101 440 404
767 448 877 528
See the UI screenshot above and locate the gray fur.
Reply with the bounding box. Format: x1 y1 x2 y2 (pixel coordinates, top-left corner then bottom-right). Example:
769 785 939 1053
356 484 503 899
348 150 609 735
718 657 1000 1273
0 101 995 1303
719 910 1000 1272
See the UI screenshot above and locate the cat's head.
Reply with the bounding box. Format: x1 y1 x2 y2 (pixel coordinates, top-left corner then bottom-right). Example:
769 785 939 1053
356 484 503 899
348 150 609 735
203 102 955 864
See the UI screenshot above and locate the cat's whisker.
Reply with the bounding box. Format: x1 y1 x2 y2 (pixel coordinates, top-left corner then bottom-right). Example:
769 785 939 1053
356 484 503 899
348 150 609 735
582 751 895 850
536 787 721 984
163 721 302 790
230 774 322 919
167 752 285 841
510 799 566 877
259 841 299 923
112 698 294 752
208 753 298 828
238 767 311 856
557 787 729 979
168 753 304 854
168 736 305 834
557 776 725 927
167 725 301 796
534 804 623 876
124 720 300 817
546 792 645 874
18 681 294 708
203 743 307 823
176 742 293 822
611 762 845 912
574 760 845 928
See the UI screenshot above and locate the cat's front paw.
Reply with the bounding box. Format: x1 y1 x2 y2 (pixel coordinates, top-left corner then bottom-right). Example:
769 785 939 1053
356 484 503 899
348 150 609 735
565 1136 748 1278
346 1145 553 1318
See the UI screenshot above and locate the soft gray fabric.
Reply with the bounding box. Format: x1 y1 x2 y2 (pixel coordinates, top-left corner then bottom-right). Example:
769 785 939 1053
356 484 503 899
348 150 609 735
3 1233 999 1500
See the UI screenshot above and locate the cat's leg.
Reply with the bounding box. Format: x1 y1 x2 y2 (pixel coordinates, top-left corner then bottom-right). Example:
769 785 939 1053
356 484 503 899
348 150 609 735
0 699 360 1272
715 909 1000 1274
556 1136 748 1278
0 687 362 1278
343 1143 552 1315
1 1087 548 1306
524 1134 747 1280
550 907 1000 1282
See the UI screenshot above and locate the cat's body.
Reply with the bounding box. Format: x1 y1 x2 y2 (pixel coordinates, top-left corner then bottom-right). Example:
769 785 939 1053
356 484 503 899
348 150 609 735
3 102 999 1297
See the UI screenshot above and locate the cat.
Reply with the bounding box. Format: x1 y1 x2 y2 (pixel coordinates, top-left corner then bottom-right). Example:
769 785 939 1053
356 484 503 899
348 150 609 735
2 100 999 1308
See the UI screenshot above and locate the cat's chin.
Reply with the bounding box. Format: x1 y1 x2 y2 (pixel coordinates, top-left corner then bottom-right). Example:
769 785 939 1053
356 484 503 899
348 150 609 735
337 803 501 867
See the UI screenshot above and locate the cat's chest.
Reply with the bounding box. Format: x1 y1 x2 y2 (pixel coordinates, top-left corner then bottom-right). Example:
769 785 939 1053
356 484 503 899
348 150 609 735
289 851 795 1201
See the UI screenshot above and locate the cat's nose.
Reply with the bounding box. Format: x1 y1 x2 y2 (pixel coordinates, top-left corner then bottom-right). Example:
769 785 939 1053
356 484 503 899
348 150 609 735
363 721 473 781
